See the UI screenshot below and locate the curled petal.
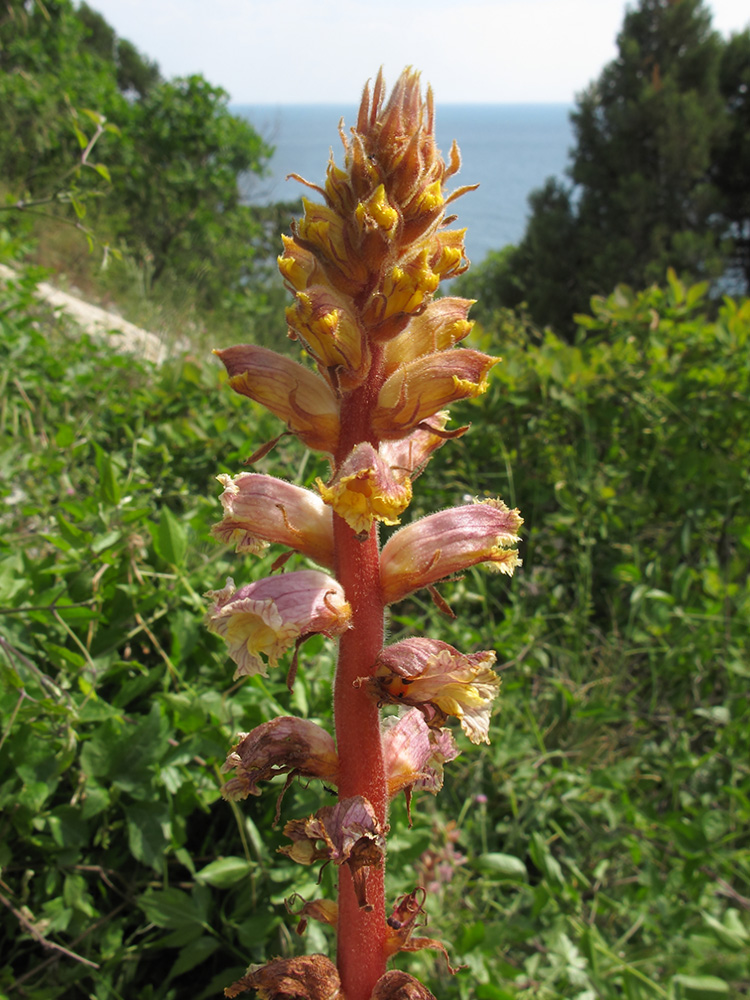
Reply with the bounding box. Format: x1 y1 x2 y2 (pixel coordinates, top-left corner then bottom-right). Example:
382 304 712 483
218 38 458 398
380 498 523 604
225 955 341 1000
371 970 437 1000
372 350 499 438
287 895 338 936
372 638 501 744
211 473 334 568
205 572 351 678
215 345 340 454
280 796 385 909
382 709 459 802
316 442 412 535
382 298 474 374
221 717 338 801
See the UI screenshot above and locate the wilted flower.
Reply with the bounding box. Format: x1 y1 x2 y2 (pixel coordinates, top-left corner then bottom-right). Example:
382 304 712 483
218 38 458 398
371 637 500 743
370 971 437 1000
225 955 342 1000
280 796 385 910
221 717 338 801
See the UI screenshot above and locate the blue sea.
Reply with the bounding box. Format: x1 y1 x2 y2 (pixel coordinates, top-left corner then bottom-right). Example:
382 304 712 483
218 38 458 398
233 104 574 265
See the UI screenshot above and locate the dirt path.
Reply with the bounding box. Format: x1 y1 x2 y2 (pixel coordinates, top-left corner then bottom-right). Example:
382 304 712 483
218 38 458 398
0 263 170 365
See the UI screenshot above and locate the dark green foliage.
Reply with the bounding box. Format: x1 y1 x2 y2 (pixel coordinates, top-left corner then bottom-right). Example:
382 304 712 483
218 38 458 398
76 2 162 96
0 0 126 191
713 28 750 290
461 0 750 335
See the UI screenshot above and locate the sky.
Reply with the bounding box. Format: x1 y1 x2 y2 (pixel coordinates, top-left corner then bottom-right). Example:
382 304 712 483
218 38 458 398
86 0 749 105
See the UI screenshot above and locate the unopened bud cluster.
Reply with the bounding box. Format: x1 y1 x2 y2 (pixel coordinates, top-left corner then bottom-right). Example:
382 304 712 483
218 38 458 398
206 69 522 1000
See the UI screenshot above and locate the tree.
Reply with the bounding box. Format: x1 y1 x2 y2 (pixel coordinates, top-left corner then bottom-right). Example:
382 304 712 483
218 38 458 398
0 0 125 192
570 0 726 298
461 0 749 336
713 28 750 290
113 74 274 298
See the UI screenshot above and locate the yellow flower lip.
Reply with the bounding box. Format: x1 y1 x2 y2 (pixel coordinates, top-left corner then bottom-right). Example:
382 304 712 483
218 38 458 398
372 638 501 744
316 442 412 535
285 285 369 386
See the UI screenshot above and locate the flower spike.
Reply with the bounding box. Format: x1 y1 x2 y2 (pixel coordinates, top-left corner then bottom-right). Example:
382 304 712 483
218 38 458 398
208 68 521 1000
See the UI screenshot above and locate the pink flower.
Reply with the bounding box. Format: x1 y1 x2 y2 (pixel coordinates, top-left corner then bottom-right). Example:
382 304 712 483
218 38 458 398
211 473 334 568
382 709 459 806
372 350 499 438
381 298 474 375
380 498 522 605
205 572 351 678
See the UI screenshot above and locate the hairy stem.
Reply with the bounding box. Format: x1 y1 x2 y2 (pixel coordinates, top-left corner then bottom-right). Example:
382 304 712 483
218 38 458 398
333 378 388 1000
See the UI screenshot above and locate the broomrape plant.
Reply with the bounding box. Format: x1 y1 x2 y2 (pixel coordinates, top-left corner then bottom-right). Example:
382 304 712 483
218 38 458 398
206 69 522 1000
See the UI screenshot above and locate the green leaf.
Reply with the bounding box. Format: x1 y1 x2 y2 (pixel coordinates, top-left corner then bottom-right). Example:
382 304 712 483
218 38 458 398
169 936 219 978
155 506 187 566
73 124 88 150
126 801 170 869
672 975 729 1000
139 888 202 930
194 856 254 888
93 163 111 183
94 444 122 506
475 852 528 880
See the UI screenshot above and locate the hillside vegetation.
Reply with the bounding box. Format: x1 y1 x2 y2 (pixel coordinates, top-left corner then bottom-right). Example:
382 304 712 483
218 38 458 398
1 2 749 999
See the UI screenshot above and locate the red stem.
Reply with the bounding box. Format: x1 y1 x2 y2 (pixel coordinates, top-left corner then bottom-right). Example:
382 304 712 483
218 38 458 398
333 366 388 1000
